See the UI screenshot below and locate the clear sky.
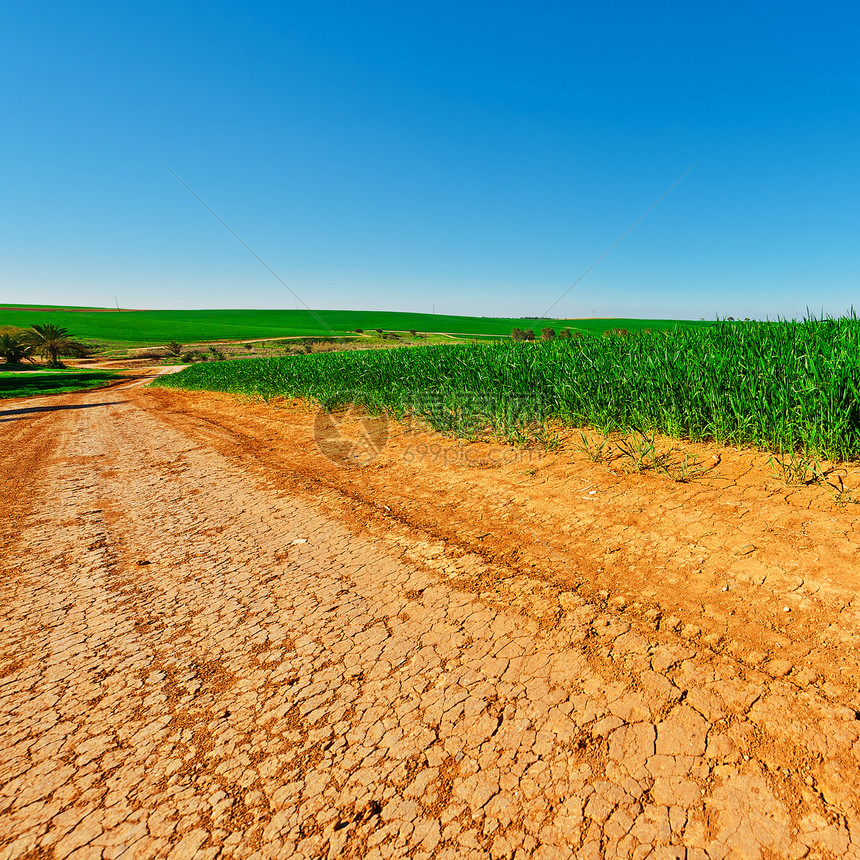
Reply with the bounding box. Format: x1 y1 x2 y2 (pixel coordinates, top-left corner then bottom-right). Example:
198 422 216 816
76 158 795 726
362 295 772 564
3 1 859 319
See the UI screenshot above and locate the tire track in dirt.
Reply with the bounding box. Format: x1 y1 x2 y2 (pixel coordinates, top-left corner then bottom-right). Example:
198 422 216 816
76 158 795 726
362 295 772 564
0 401 64 550
146 388 860 701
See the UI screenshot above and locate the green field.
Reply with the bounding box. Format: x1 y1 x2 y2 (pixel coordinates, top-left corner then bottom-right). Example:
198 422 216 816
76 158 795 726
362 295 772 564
154 318 860 461
0 305 708 345
0 369 122 399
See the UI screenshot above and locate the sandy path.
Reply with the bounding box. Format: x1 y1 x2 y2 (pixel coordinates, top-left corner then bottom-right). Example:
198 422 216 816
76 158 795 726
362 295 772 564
2 385 860 860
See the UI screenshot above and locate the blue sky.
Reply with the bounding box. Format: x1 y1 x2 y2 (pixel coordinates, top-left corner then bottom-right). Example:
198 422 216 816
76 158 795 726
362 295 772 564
3 1 859 319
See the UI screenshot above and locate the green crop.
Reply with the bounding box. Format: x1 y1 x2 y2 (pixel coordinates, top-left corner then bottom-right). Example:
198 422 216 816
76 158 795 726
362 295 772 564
0 305 704 345
153 317 860 461
0 369 121 399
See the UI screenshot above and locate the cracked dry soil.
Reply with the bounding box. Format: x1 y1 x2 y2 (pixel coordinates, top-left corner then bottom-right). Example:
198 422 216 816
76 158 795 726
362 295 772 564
2 379 860 860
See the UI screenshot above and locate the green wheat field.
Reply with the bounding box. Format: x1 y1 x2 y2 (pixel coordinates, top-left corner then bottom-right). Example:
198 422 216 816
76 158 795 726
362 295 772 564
154 317 860 461
0 305 702 345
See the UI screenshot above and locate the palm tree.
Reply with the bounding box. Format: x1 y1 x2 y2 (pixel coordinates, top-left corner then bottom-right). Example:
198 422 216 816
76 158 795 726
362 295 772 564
0 334 33 364
22 324 89 368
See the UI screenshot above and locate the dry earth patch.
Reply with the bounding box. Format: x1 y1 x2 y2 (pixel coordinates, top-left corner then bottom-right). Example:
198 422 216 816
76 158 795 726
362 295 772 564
1 382 859 859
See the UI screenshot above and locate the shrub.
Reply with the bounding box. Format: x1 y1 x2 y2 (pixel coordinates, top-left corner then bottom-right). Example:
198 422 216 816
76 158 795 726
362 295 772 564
129 347 169 359
0 334 33 364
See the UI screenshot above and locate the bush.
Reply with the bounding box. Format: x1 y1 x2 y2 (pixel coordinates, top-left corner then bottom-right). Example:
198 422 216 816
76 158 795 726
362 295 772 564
0 326 27 339
64 342 93 358
129 347 169 358
541 328 556 340
0 334 33 364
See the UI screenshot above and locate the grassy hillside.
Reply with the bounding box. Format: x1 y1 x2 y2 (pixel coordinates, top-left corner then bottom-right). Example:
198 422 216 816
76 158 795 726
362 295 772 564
0 305 709 345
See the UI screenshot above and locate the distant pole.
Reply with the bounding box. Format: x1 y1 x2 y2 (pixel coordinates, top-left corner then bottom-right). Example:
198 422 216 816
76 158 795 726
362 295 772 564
115 297 120 311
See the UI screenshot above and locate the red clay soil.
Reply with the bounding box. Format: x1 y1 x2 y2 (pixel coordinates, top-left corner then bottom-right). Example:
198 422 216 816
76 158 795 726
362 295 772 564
2 379 860 859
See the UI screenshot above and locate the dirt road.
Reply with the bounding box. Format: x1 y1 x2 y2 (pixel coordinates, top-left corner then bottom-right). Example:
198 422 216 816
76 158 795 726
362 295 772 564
2 380 860 859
